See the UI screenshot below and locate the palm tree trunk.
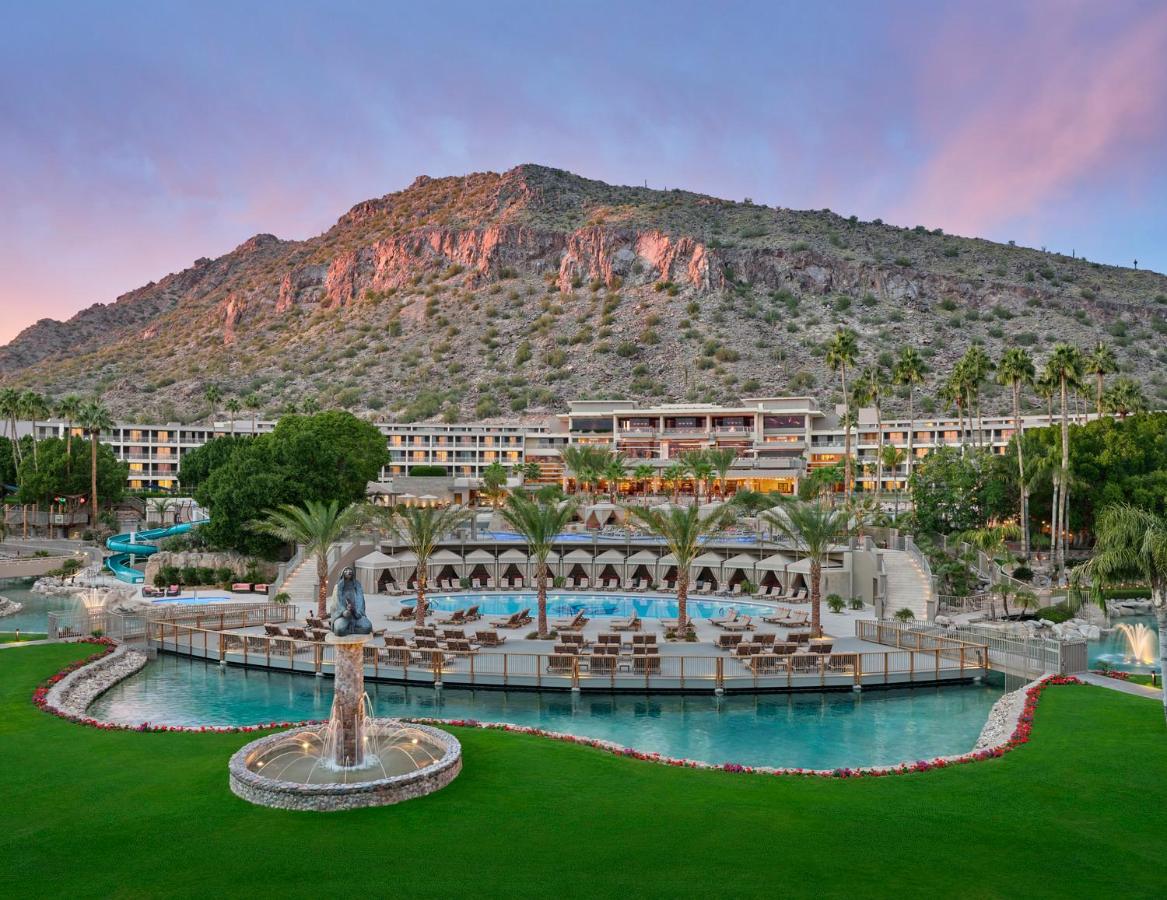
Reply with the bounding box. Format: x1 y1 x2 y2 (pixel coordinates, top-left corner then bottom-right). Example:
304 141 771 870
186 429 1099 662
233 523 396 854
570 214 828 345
1095 373 1103 418
536 560 549 638
1014 382 1029 559
841 368 852 500
1154 594 1167 723
316 550 330 619
414 567 428 627
90 435 99 528
1050 473 1060 574
675 569 690 632
874 402 884 499
810 559 822 637
1058 377 1070 578
30 417 39 470
906 387 915 481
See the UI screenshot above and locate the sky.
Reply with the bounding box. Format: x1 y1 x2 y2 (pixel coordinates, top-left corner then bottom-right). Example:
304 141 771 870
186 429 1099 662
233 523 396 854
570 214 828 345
2 0 1165 344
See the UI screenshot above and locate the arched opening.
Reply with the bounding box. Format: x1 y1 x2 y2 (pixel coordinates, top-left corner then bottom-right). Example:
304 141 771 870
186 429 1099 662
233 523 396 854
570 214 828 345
567 563 591 587
693 567 719 592
598 563 621 589
468 563 492 587
377 570 397 592
502 563 525 588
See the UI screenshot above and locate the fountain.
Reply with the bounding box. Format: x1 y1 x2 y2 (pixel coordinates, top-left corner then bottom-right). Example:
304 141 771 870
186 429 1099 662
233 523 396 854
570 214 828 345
1116 622 1157 667
229 634 461 811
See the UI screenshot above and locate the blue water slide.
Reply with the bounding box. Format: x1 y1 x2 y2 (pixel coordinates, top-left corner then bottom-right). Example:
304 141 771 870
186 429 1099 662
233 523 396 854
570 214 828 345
105 520 209 584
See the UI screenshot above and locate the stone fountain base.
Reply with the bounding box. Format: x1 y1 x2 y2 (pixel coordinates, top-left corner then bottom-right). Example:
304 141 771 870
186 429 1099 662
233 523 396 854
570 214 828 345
228 720 461 812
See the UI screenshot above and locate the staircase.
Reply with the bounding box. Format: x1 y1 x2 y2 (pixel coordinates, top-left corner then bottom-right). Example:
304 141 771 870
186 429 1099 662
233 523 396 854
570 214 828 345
281 555 319 609
880 549 934 620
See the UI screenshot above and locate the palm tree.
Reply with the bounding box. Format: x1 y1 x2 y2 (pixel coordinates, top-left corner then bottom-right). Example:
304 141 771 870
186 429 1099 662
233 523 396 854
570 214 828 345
625 503 736 633
204 384 223 418
959 345 994 448
1045 345 1084 578
662 462 685 503
499 493 577 637
1102 376 1146 419
632 463 655 495
879 444 906 518
706 447 738 498
225 397 242 435
251 500 369 619
244 392 262 434
997 347 1036 559
521 461 543 483
559 445 604 501
893 347 927 480
382 505 472 626
763 500 855 637
825 327 859 499
602 454 628 503
20 391 51 471
78 400 114 528
1086 341 1117 418
940 368 967 450
1080 504 1167 721
857 366 887 495
0 387 23 471
1035 369 1056 427
680 449 713 504
480 461 509 508
55 395 84 457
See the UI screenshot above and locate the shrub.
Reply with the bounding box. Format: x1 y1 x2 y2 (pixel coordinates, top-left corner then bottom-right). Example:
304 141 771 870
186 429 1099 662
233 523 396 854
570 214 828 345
273 591 291 604
409 465 449 477
1034 603 1073 623
826 594 845 613
848 597 864 610
216 566 234 584
1011 565 1033 582
894 608 915 622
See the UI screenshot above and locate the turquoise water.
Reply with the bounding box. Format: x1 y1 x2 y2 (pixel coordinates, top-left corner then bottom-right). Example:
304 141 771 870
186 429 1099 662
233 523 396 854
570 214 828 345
0 581 82 633
1089 615 1160 672
420 592 778 620
90 655 1003 768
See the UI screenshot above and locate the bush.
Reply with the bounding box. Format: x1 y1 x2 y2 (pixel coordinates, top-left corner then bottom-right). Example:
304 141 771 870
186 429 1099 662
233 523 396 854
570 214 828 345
894 608 915 622
409 465 449 477
1102 587 1152 600
1034 603 1074 623
848 597 864 610
216 567 235 584
1012 565 1034 582
273 592 291 605
826 593 845 613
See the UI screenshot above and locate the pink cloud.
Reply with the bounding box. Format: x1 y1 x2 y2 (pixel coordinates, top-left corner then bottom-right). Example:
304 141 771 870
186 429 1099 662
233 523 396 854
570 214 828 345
896 6 1167 235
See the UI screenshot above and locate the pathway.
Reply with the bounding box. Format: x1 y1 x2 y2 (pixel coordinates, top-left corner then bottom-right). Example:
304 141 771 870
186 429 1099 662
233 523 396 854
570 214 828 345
1077 671 1161 700
881 549 933 620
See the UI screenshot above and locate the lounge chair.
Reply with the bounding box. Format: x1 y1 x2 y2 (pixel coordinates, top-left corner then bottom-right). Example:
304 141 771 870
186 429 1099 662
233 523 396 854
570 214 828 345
773 642 798 657
596 633 622 647
384 634 409 647
553 610 589 631
441 628 465 641
786 630 812 645
446 639 477 654
750 654 787 675
610 613 641 632
630 633 657 647
485 577 497 590
564 577 576 589
438 609 466 625
253 584 269 594
720 613 755 631
475 630 506 647
588 653 617 674
380 646 414 666
553 643 580 655
808 641 834 655
729 583 743 596
263 624 285 637
415 625 437 639
578 577 590 589
791 588 808 601
754 632 777 647
710 609 739 628
231 582 252 593
166 585 180 597
717 633 743 649
733 643 759 659
491 608 532 629
558 632 586 648
471 578 483 589
547 653 576 674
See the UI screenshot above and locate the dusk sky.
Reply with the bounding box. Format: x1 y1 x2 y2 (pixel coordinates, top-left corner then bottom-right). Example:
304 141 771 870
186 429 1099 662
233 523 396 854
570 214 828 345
2 0 1165 344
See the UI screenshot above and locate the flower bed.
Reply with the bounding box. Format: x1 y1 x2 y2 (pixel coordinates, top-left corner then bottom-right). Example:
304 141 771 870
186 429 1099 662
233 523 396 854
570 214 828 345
31 640 1080 778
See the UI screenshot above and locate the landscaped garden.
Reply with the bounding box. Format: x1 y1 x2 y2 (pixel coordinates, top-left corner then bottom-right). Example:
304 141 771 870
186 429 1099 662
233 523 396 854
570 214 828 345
3 643 1165 898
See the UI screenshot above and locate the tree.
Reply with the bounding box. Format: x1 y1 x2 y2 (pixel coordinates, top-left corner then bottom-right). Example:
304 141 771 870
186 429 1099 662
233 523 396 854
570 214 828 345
706 447 738 498
880 444 906 518
601 454 628 503
19 391 51 471
0 387 23 472
204 384 223 416
825 327 859 499
225 398 242 435
55 395 84 457
520 461 542 482
381 505 471 626
16 437 126 509
798 461 845 501
559 445 605 501
959 345 994 448
939 370 966 450
763 500 856 637
680 449 713 504
480 461 509 508
893 347 927 480
78 400 114 528
499 493 577 637
856 366 887 495
251 500 369 619
997 347 1036 558
244 392 262 434
632 463 656 494
1080 504 1167 722
1087 341 1117 417
662 462 686 503
1102 377 1147 418
625 503 736 633
909 447 997 535
1045 344 1084 579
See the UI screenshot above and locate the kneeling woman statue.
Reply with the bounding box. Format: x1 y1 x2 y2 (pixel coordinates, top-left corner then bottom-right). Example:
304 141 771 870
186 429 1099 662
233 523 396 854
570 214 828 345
331 566 372 636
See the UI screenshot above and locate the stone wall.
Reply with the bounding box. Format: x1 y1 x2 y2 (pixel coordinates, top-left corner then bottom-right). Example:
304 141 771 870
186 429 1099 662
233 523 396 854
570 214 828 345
43 646 149 718
973 680 1039 750
143 551 274 585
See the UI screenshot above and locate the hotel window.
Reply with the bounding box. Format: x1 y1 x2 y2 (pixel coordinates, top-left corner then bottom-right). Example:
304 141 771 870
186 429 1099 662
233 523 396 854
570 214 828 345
391 435 403 446
483 451 497 462
435 451 449 462
506 451 520 461
129 480 143 490
157 431 169 442
763 415 805 429
129 463 144 472
942 430 958 441
130 430 143 441
411 451 426 461
157 479 173 490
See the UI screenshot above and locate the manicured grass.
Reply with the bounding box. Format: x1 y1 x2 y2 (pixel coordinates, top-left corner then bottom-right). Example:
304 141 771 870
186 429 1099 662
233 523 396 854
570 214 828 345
3 645 1167 899
0 632 46 643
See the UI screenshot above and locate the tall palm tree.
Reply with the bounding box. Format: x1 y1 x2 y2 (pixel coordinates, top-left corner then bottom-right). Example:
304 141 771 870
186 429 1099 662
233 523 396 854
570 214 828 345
959 345 994 448
78 400 114 528
251 500 369 619
1102 376 1147 418
55 394 84 457
625 503 736 633
1080 504 1167 721
499 493 577 637
879 444 906 519
0 387 23 471
225 397 242 435
1035 369 1056 427
893 347 927 480
559 445 605 501
382 505 472 626
997 347 1036 558
763 500 855 637
825 327 859 499
204 384 223 419
20 391 51 471
632 463 655 495
480 461 510 508
1086 341 1117 418
858 366 887 495
602 454 628 503
706 447 738 498
680 449 713 504
1045 344 1084 578
662 462 685 503
244 392 262 434
939 370 966 451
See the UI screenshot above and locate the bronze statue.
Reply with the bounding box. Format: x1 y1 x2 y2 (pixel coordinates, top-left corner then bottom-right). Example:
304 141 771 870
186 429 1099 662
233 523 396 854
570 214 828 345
331 566 372 636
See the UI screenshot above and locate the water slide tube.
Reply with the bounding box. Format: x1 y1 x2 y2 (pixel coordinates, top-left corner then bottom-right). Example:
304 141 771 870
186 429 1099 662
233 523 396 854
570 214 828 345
105 520 208 584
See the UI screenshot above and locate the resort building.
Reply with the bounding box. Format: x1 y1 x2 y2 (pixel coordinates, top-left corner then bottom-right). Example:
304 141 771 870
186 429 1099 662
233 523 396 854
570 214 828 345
27 397 1093 496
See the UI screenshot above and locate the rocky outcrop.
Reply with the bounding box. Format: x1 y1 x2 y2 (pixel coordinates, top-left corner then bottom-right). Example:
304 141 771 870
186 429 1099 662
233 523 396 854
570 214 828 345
277 264 327 312
0 595 23 618
142 550 271 585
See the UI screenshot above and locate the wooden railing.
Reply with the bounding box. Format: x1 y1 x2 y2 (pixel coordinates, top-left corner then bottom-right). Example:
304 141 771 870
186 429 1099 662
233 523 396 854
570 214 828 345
149 622 987 692
49 603 295 641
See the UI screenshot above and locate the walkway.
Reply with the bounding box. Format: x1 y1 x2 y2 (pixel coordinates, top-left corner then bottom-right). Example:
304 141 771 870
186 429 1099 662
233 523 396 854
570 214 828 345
1078 671 1161 700
881 549 932 619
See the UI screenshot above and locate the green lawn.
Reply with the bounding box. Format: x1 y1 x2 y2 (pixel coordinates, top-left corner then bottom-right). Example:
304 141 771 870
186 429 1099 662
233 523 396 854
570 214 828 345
2 645 1166 899
0 632 46 643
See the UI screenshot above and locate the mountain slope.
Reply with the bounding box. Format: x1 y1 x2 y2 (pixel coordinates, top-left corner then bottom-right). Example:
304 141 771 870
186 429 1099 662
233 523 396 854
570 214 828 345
4 164 1166 422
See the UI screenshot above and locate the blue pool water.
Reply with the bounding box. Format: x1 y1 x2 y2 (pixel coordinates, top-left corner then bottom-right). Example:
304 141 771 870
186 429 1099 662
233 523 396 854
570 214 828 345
419 592 777 620
1089 615 1160 672
151 596 234 606
89 655 1004 768
0 581 82 633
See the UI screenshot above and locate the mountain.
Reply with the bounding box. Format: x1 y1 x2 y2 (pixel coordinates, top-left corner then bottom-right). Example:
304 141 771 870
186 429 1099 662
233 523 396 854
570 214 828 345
3 164 1166 422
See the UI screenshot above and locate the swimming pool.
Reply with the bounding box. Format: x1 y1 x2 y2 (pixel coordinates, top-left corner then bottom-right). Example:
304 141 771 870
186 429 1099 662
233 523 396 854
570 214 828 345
89 655 1004 768
150 596 235 606
419 592 780 620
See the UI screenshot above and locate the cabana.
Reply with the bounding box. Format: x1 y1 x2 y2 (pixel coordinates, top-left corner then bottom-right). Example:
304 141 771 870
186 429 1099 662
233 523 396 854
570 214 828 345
690 551 724 591
498 548 530 587
354 550 398 593
625 548 659 588
594 548 626 588
721 552 758 592
562 548 595 586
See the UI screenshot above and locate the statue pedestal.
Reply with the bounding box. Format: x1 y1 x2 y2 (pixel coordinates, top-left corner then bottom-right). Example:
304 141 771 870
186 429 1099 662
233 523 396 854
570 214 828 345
326 634 371 768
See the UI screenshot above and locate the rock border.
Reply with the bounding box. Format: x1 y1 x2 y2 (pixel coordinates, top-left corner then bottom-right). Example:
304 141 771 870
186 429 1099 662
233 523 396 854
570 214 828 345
0 594 24 618
228 722 462 811
33 640 1081 779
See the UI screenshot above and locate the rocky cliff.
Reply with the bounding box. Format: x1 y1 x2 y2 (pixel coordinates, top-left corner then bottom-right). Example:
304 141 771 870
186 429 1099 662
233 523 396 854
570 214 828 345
3 164 1165 421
